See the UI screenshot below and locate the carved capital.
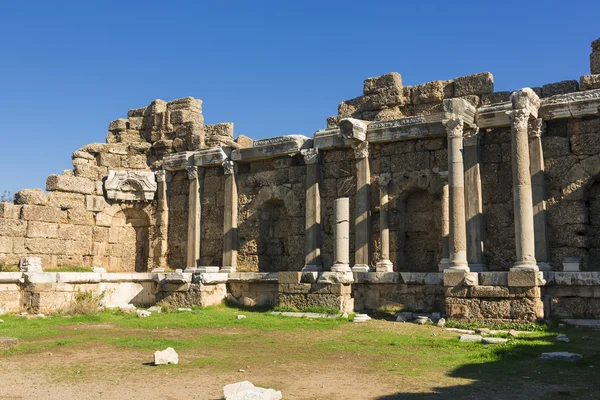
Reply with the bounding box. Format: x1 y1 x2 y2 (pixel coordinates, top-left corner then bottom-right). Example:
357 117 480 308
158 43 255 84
186 166 198 180
377 173 392 188
443 118 464 139
528 118 544 138
507 109 530 131
352 141 369 159
463 127 480 147
301 148 320 165
222 160 235 175
155 170 167 183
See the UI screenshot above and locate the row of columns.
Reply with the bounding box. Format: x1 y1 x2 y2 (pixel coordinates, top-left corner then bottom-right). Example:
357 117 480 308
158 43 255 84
161 88 545 273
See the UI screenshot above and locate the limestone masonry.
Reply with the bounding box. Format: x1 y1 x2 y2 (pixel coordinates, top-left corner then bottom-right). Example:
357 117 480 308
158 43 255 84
2 38 600 321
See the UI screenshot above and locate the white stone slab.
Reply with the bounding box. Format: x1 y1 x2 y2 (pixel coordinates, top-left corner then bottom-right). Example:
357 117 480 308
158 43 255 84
56 272 102 283
0 273 24 283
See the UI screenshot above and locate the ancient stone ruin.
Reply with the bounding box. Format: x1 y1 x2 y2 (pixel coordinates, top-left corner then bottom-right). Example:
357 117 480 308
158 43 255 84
2 38 600 322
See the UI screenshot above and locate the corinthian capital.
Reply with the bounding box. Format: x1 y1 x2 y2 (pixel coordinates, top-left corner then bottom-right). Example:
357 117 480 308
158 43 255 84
301 148 320 165
377 173 392 188
155 170 166 183
222 160 235 175
352 141 369 159
186 166 198 180
443 118 464 139
507 109 530 131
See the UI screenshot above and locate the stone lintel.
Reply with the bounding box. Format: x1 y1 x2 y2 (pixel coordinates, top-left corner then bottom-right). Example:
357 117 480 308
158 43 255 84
227 272 279 282
476 101 512 128
163 151 195 171
366 114 445 143
231 135 312 162
193 147 229 167
339 118 368 142
313 127 346 150
539 88 600 120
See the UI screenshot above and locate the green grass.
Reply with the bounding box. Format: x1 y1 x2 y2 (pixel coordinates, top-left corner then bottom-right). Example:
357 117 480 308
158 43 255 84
444 319 549 332
1 305 600 399
44 266 94 273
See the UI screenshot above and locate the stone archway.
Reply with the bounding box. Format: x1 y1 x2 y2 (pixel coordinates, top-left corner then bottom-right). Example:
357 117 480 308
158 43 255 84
108 208 150 272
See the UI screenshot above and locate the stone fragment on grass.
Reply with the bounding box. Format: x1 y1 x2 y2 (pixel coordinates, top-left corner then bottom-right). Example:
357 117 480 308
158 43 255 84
415 316 430 325
0 337 18 350
541 352 582 361
0 306 7 315
459 335 483 342
437 318 446 327
482 337 508 345
177 307 192 312
147 306 162 313
446 328 475 334
119 304 136 313
236 315 246 320
154 347 178 365
223 381 282 400
353 314 371 323
556 334 570 343
136 310 151 318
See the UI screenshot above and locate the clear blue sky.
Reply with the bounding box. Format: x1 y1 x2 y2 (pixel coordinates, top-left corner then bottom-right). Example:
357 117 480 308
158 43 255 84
1 1 598 196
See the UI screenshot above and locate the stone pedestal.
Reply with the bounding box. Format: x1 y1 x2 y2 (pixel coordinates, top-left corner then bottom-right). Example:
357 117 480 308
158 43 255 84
352 142 371 272
444 118 469 271
376 173 393 272
221 161 238 273
508 89 540 272
301 149 323 272
332 197 351 272
186 166 201 270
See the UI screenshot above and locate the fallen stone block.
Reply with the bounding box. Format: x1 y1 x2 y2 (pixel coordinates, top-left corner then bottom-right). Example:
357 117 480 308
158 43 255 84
436 318 446 327
482 337 508 345
556 334 570 343
147 306 162 313
541 352 582 361
353 314 371 323
154 347 178 365
223 381 282 400
236 315 246 320
459 335 482 342
136 310 151 318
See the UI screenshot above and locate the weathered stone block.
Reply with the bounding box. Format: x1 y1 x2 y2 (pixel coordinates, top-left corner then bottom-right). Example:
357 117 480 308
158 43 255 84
25 238 66 254
412 80 453 104
542 80 579 97
363 72 402 95
471 286 510 298
507 271 542 287
444 271 478 287
278 271 302 284
580 74 600 91
591 51 600 75
85 195 108 212
454 72 493 96
26 221 58 239
278 283 312 294
0 237 13 253
571 134 600 155
14 189 48 206
0 218 27 237
21 205 61 223
46 174 95 195
0 203 21 219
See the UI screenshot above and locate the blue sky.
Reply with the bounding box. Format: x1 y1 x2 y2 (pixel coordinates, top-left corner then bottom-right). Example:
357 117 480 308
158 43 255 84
0 0 599 196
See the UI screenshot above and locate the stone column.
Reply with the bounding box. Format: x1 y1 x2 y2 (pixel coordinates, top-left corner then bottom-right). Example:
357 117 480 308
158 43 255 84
463 131 485 271
444 118 469 271
301 148 322 272
529 119 550 267
332 197 351 272
155 170 169 268
438 176 451 271
376 173 393 272
186 166 201 269
352 141 371 272
221 160 238 273
508 88 541 271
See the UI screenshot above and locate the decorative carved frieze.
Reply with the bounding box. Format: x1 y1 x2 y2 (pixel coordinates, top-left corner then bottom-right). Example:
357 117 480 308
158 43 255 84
105 170 157 201
163 152 194 171
301 148 320 165
194 147 228 167
222 160 235 175
186 166 198 180
231 135 312 162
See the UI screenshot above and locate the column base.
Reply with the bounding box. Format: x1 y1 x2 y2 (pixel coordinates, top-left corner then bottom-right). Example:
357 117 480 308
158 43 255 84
375 259 394 272
220 266 237 273
352 264 371 272
331 263 352 273
510 261 539 272
302 264 323 272
447 261 470 272
438 258 451 271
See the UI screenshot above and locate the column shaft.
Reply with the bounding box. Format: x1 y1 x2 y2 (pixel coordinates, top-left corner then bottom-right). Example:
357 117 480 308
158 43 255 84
510 109 538 270
445 118 469 271
155 170 169 269
222 161 238 273
302 149 322 271
529 119 550 265
438 180 451 271
376 174 393 272
463 134 485 270
186 166 201 269
332 197 351 272
353 141 371 272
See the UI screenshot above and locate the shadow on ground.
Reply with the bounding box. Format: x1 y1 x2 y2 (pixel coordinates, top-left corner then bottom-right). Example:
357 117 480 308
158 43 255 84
375 331 600 400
